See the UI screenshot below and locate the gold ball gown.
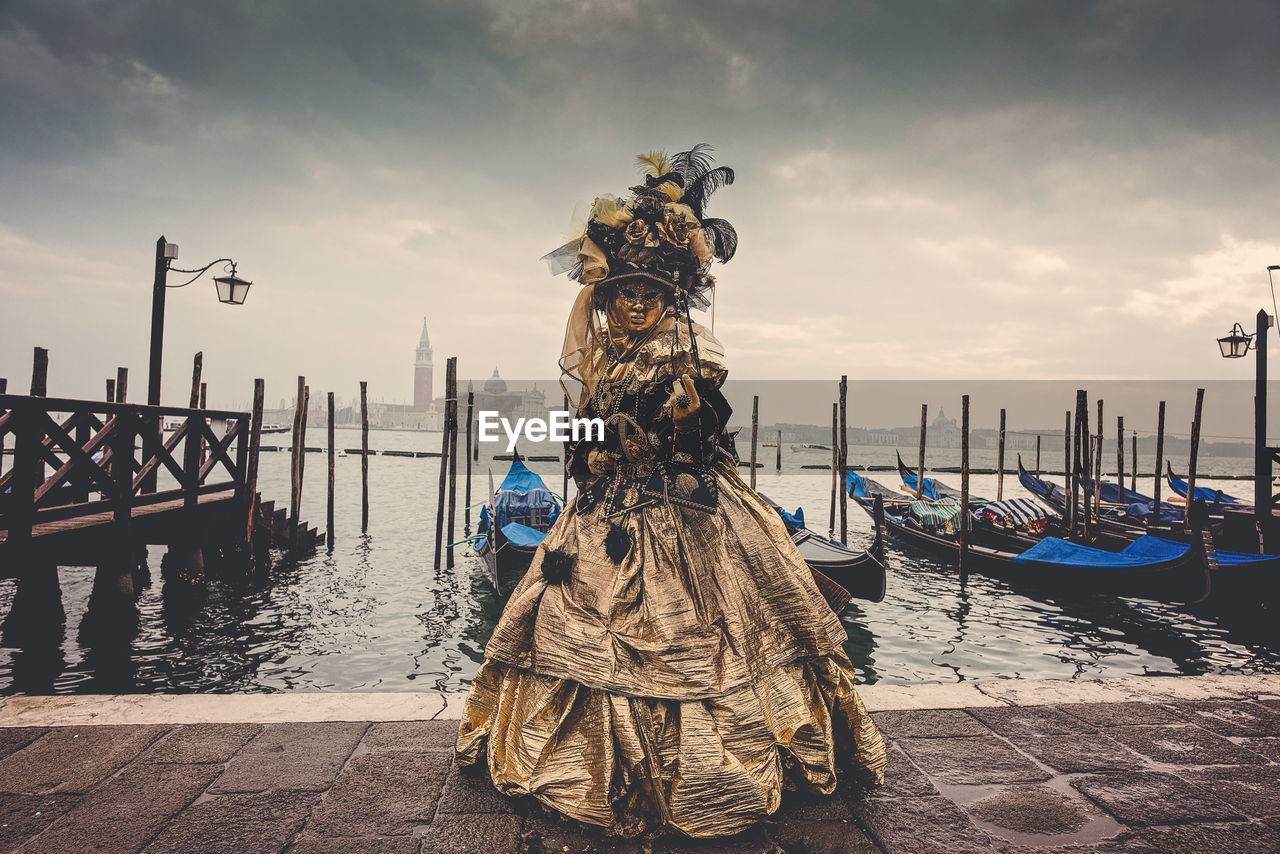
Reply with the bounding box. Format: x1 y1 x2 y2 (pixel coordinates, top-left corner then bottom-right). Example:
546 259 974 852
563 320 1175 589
456 318 886 839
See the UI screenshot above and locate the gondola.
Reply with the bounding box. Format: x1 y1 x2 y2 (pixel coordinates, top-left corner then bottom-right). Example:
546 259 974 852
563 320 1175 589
1016 455 1184 549
848 471 1218 604
760 495 887 603
1166 461 1245 506
475 459 562 597
881 457 1060 552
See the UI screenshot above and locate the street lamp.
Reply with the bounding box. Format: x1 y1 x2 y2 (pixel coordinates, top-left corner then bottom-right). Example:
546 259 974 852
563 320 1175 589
1217 322 1254 359
146 235 253 406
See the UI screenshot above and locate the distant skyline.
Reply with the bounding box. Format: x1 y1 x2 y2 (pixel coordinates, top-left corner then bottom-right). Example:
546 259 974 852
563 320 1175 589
3 2 1279 408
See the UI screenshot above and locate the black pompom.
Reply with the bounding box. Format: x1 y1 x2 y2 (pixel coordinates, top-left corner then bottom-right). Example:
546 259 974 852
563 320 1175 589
541 549 574 583
604 524 632 563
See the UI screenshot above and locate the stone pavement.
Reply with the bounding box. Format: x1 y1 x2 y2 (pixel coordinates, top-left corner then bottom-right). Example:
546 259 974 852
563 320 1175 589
1 675 1279 853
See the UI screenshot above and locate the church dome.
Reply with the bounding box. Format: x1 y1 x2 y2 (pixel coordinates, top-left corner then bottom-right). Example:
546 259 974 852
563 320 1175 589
484 367 507 394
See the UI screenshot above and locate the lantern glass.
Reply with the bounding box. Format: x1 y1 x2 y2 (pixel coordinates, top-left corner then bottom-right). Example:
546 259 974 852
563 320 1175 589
214 273 252 305
1217 325 1251 359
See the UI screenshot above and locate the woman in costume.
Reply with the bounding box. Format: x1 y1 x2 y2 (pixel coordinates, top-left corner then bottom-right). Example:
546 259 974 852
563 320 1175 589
456 146 885 838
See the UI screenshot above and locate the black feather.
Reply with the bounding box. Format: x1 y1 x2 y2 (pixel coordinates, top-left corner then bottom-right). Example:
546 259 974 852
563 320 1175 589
604 524 632 563
672 143 716 186
541 549 573 583
684 166 735 218
701 218 738 263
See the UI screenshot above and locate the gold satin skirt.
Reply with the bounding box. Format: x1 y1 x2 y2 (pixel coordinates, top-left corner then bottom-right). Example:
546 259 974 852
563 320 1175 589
457 462 886 838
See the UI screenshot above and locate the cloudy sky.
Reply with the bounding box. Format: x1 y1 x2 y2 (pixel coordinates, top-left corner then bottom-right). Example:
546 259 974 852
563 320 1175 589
2 0 1279 412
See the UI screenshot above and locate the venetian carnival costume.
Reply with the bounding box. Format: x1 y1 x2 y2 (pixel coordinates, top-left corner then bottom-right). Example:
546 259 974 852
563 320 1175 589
456 146 885 838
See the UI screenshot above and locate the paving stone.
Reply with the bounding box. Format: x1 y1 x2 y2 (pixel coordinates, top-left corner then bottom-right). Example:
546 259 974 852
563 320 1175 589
898 736 1051 785
0 724 169 794
517 812 649 853
141 723 263 764
285 839 414 854
289 839 418 854
1166 700 1280 737
142 790 319 854
968 706 1095 739
997 832 1161 853
770 819 881 854
1136 823 1280 853
303 751 450 837
851 795 998 853
208 722 367 793
966 784 1089 835
871 709 989 739
24 761 219 854
362 720 459 754
1177 765 1280 819
1057 702 1179 728
0 793 81 852
0 728 47 761
1006 733 1146 773
843 743 937 799
436 763 515 815
646 825 777 853
1239 737 1280 761
1104 723 1266 766
1072 771 1243 825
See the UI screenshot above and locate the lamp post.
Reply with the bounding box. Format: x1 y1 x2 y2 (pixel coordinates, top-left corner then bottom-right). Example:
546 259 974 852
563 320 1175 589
146 235 253 406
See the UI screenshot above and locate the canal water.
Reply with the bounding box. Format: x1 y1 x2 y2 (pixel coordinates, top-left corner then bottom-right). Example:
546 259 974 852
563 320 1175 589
1 431 1276 695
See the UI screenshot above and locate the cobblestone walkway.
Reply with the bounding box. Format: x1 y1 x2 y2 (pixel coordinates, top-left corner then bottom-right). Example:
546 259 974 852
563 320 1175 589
2 688 1280 852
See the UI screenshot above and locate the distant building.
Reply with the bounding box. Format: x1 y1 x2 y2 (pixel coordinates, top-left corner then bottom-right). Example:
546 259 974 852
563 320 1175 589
470 368 547 422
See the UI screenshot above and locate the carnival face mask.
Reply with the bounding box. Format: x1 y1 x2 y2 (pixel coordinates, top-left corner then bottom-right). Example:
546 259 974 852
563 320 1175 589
609 283 667 336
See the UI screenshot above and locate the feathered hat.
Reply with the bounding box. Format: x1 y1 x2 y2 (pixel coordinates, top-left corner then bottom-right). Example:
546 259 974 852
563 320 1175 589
542 144 737 310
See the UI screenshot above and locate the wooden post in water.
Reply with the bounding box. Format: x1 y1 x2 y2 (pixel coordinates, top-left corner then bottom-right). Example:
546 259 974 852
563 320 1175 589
1069 401 1081 538
116 367 128 402
776 430 782 471
1131 433 1138 495
750 395 759 491
916 404 928 499
189 353 202 407
199 382 207 410
1093 400 1104 521
466 390 476 536
184 354 203 512
446 365 459 570
106 379 116 402
327 392 335 550
0 378 6 483
839 376 848 545
1117 416 1126 503
1035 434 1042 478
434 357 456 570
1081 391 1091 543
1063 410 1071 531
1185 387 1205 532
997 408 1006 501
959 394 970 583
1255 308 1270 547
1152 401 1166 529
360 381 369 533
290 376 307 551
30 347 47 397
829 403 838 538
244 379 265 559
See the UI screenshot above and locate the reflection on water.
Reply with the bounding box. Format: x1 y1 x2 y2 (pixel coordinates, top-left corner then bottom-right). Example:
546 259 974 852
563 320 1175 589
1 435 1277 694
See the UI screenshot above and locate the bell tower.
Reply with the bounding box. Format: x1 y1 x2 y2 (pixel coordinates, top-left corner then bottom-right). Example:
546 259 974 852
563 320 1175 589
414 317 434 411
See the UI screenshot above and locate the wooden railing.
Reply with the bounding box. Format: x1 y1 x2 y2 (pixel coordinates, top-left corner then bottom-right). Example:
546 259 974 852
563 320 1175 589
0 395 251 549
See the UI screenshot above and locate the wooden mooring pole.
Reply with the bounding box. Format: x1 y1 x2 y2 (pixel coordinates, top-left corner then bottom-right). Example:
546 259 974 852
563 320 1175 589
0 378 6 483
1131 433 1138 495
106 379 116 402
290 376 308 552
360 381 369 533
327 392 335 550
776 430 782 471
838 376 848 546
244 379 265 561
1094 400 1104 521
466 390 476 537
1185 387 1205 532
1064 410 1073 534
1152 401 1166 529
30 347 47 397
116 367 128 403
446 366 459 570
1035 434 1041 479
1117 416 1126 502
433 357 456 570
997 408 1006 501
959 394 970 583
1081 391 1091 543
829 403 838 538
1256 308 1270 548
916 404 927 499
750 395 759 491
